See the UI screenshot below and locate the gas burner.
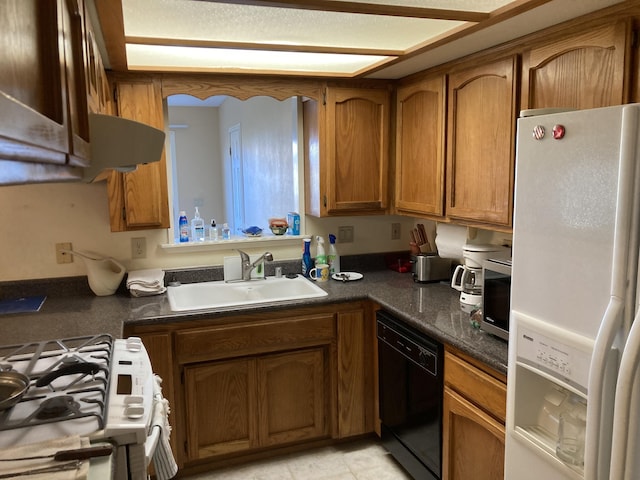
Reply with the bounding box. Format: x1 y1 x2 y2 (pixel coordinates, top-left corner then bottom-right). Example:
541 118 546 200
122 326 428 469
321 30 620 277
35 395 80 420
0 335 112 434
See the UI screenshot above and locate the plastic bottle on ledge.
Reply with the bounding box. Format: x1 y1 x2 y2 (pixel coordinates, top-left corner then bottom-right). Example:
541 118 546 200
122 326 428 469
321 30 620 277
302 238 313 277
328 234 340 275
315 236 327 264
222 223 231 240
179 211 189 243
191 207 205 241
209 219 219 241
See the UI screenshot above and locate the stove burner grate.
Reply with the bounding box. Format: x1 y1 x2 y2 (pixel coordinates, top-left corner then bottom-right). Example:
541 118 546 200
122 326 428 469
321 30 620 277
0 334 113 433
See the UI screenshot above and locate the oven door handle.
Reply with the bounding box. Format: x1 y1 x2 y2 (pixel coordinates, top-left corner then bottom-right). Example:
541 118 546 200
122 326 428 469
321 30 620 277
145 424 161 466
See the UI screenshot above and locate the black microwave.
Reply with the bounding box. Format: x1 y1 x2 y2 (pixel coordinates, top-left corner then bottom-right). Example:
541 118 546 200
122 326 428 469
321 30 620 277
481 258 511 341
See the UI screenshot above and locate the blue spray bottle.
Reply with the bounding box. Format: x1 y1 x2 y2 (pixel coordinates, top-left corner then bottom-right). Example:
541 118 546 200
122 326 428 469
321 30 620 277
302 238 313 277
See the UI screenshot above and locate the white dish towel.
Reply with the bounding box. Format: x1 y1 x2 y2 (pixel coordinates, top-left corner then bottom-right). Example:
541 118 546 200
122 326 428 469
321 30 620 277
151 375 178 480
126 269 166 297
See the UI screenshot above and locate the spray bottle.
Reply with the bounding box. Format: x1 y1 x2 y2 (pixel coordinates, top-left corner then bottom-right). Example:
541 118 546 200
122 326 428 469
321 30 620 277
302 238 313 277
179 211 189 242
328 234 340 274
315 236 327 265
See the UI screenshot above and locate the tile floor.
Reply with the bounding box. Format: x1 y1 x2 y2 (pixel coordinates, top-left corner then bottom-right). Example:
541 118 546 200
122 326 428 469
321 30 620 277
182 438 413 480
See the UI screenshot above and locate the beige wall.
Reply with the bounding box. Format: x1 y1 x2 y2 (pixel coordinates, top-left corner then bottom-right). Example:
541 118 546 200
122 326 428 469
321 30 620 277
0 180 420 282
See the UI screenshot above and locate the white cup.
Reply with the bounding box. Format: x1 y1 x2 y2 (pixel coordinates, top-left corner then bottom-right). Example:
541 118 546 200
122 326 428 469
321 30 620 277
309 263 330 282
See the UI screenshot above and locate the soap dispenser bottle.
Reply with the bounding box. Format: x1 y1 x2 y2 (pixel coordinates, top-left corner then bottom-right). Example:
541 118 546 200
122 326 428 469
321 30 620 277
191 207 205 241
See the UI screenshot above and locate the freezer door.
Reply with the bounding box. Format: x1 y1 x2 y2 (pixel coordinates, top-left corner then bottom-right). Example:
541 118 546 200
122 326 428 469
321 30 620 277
511 105 632 339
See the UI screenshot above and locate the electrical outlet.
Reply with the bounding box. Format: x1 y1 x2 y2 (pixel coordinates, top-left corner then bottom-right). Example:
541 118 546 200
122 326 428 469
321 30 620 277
55 243 73 264
338 226 354 243
391 223 401 240
131 237 147 259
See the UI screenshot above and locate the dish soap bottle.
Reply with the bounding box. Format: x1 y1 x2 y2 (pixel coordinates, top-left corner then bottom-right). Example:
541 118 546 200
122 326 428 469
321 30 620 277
302 238 313 277
328 234 340 274
315 236 327 264
179 211 189 243
209 219 219 241
191 207 205 241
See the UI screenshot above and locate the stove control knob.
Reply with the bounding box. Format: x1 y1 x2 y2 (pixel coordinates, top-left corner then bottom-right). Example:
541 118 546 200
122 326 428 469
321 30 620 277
125 404 145 419
126 337 143 352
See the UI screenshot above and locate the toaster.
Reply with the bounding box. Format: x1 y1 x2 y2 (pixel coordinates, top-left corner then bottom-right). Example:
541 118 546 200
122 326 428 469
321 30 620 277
411 254 451 283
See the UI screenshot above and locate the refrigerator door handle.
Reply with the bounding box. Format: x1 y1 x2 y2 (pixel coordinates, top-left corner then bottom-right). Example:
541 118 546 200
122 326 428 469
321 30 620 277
610 310 640 480
585 297 623 480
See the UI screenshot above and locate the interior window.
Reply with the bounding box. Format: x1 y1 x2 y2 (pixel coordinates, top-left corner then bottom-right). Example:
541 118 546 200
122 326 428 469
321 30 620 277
167 95 302 241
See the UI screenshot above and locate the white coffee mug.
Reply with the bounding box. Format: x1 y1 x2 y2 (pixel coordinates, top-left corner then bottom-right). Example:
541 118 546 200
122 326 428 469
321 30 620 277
309 263 330 282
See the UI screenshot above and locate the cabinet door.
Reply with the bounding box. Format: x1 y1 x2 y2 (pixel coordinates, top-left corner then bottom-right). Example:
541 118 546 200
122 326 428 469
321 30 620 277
325 87 390 214
184 359 258 461
522 21 630 110
395 75 446 218
442 386 505 480
107 79 170 231
257 348 329 446
0 0 82 172
61 0 90 167
447 56 518 227
336 308 374 438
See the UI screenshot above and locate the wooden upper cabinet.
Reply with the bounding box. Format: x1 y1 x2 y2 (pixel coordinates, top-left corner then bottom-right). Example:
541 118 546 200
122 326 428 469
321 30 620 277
326 87 390 214
522 21 630 110
107 78 170 231
305 86 390 217
394 75 446 218
446 56 518 228
0 0 90 182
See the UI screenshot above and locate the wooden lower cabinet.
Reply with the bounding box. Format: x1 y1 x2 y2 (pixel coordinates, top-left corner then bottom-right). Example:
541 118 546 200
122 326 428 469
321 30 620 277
442 350 507 480
184 358 256 459
126 301 374 472
257 348 328 447
183 347 329 462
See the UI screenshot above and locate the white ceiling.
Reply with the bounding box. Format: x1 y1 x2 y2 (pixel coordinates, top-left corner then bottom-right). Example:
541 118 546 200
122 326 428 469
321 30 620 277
100 0 626 79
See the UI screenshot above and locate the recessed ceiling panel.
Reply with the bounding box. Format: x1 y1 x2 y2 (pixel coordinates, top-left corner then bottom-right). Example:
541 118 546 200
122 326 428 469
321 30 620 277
326 0 513 12
123 0 465 52
126 44 392 76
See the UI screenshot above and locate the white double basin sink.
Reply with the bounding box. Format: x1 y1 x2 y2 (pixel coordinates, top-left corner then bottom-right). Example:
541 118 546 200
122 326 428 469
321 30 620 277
167 275 328 312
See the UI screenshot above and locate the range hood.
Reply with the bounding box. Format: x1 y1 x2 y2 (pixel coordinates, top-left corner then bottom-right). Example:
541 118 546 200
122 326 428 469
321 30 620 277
83 113 165 182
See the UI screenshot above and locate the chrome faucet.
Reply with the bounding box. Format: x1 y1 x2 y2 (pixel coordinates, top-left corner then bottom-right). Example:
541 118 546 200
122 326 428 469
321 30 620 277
237 249 274 281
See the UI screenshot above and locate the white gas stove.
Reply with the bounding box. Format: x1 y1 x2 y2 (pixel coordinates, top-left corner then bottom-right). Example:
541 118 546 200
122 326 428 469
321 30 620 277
0 335 176 479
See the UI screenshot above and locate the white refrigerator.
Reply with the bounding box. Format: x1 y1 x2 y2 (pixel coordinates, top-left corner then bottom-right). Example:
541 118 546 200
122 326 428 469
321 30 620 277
505 104 640 480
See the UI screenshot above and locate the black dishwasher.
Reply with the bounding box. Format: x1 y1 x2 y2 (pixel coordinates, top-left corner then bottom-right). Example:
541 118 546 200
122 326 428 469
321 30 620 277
377 310 443 480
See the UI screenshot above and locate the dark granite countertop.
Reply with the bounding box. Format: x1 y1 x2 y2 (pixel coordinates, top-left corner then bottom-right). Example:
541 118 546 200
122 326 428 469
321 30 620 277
0 265 508 375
